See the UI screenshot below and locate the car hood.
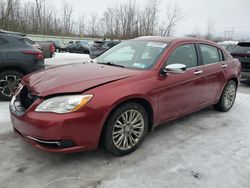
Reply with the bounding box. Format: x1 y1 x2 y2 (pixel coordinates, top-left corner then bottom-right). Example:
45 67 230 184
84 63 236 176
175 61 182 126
22 63 140 97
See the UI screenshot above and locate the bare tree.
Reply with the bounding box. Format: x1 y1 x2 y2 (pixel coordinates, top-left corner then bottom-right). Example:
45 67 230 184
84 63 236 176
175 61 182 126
88 14 99 37
0 0 20 30
186 29 201 38
35 0 42 31
62 2 74 35
159 4 182 37
0 0 187 39
102 7 115 38
140 0 159 36
78 15 86 36
205 19 216 40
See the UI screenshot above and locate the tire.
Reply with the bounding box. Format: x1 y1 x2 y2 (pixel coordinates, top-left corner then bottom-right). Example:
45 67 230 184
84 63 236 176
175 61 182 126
0 71 23 101
103 102 148 156
214 80 237 112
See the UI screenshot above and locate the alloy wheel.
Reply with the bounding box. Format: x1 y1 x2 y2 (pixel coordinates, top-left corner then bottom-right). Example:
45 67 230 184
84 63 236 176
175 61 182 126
112 110 145 151
224 83 236 109
0 75 21 97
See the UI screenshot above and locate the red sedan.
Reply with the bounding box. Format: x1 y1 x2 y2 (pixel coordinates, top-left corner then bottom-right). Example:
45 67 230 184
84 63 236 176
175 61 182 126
10 36 241 155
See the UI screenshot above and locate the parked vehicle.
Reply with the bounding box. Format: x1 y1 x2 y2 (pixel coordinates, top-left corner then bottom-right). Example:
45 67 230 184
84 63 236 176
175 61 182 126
68 41 90 54
0 30 44 100
231 42 250 81
10 36 240 155
48 40 67 52
66 41 75 52
217 41 238 52
3 34 54 59
89 40 120 59
35 41 55 58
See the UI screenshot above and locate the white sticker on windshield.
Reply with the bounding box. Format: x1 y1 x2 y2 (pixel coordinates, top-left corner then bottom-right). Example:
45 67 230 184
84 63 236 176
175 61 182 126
133 63 142 67
133 63 146 69
147 42 167 48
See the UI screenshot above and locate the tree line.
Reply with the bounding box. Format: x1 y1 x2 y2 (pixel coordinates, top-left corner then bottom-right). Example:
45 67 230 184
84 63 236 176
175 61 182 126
0 0 186 39
0 0 222 40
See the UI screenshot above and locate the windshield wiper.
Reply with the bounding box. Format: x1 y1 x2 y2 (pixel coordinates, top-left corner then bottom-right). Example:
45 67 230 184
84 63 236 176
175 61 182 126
98 62 124 68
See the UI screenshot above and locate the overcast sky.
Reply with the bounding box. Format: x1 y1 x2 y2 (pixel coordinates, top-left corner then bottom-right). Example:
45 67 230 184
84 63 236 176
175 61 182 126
53 0 250 39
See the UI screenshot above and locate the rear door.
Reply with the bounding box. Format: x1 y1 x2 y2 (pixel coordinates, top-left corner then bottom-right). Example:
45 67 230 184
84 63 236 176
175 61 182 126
198 44 228 104
158 43 205 123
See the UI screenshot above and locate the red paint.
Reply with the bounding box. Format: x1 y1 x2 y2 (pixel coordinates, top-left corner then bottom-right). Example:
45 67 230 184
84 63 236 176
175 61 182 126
11 37 241 153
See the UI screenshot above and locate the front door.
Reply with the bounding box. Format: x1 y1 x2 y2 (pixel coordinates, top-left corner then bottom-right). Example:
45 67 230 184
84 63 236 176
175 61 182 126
157 43 205 124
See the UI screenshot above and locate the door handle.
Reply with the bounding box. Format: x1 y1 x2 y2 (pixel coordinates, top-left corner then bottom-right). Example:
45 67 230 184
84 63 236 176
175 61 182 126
221 64 228 68
194 70 203 75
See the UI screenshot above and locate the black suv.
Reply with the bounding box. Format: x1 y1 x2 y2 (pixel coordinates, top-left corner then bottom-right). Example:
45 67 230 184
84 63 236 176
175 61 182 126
89 40 120 59
231 42 250 81
0 30 45 100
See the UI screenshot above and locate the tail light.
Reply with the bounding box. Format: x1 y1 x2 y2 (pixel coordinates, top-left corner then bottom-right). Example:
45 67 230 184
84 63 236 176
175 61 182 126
22 51 44 60
50 44 55 53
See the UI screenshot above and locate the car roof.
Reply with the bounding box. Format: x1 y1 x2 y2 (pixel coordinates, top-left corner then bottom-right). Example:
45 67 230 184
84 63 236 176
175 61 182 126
0 30 26 37
237 42 250 46
133 36 217 45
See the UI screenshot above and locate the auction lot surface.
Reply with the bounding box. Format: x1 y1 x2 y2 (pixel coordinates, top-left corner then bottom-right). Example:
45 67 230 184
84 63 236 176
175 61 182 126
0 53 250 188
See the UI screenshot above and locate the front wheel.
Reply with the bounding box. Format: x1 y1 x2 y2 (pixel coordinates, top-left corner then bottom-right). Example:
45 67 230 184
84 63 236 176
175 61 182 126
214 80 237 112
0 71 23 101
103 102 148 156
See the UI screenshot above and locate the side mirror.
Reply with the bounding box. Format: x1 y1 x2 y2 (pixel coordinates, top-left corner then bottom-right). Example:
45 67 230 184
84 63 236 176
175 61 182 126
161 64 187 75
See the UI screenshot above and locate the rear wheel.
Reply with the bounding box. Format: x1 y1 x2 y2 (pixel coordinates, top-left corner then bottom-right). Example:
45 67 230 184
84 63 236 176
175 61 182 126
214 80 237 112
0 71 23 101
103 102 148 156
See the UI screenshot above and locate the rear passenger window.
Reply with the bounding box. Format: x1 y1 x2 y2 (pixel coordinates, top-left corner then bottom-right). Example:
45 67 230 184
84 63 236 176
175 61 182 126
200 44 220 64
19 38 35 45
167 44 198 68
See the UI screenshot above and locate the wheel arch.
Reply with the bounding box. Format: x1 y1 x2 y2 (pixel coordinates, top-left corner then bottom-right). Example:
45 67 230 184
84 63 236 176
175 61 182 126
216 76 239 104
229 76 239 88
0 66 28 75
98 97 155 146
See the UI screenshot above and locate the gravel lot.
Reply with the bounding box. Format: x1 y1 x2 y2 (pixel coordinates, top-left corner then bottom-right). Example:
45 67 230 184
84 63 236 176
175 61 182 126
0 53 250 188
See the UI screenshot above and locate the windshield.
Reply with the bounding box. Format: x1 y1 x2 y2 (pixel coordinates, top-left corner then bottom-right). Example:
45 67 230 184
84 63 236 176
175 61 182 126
96 40 167 69
231 44 250 54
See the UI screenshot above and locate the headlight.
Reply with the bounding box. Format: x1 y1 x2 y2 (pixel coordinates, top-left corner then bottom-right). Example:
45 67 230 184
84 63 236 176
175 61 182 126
35 95 93 114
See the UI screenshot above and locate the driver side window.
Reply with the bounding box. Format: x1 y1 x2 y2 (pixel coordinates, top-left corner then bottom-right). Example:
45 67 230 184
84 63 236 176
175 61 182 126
167 44 198 68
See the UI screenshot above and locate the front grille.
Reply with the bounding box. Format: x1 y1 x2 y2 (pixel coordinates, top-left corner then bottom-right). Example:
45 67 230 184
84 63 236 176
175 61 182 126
19 86 38 110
